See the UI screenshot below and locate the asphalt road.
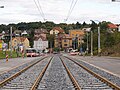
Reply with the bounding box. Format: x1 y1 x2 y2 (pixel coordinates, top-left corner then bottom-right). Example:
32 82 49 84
0 57 42 74
65 54 120 77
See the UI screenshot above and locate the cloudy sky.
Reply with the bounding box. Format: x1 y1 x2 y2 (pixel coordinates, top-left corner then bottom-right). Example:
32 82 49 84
0 0 120 24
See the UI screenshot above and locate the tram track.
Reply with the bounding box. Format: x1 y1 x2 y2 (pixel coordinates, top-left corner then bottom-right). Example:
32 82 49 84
33 56 76 90
0 57 46 82
0 57 52 90
0 55 119 90
63 56 120 90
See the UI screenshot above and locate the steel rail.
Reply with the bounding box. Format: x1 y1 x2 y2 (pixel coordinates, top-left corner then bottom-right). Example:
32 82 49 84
64 56 120 90
59 57 81 90
0 57 48 87
30 57 53 90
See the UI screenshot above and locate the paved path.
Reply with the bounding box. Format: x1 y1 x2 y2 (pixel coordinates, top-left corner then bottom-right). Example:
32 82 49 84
0 57 42 74
65 54 120 77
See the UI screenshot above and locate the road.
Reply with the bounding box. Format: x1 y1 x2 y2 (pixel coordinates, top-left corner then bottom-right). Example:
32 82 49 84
64 54 120 77
0 57 42 74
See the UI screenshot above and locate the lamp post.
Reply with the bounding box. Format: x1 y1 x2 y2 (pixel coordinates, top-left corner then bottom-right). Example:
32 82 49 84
90 20 101 56
10 27 12 58
0 6 4 8
98 26 101 56
112 0 120 2
90 30 93 57
85 28 91 55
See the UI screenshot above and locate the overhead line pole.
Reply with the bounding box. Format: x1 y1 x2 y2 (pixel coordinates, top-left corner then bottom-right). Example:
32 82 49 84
10 27 12 58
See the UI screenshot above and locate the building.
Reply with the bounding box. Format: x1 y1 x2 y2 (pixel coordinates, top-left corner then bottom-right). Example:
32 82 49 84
0 40 3 50
13 30 22 36
61 34 72 49
11 37 30 51
54 34 72 51
34 28 48 38
108 24 118 33
34 36 48 51
50 27 65 35
34 28 48 51
69 29 85 49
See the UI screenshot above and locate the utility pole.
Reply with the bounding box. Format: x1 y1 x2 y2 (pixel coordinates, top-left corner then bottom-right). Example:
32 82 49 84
86 32 89 54
98 26 101 56
112 0 120 2
91 31 93 57
10 27 12 58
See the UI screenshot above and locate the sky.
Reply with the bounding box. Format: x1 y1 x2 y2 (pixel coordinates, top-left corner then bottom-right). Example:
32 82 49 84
0 0 120 25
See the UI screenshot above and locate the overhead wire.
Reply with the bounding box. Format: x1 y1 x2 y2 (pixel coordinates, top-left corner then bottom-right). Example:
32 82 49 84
65 0 78 22
36 0 46 21
33 0 46 21
65 0 74 21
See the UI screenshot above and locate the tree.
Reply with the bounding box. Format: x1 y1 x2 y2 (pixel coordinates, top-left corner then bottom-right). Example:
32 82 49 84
46 34 55 48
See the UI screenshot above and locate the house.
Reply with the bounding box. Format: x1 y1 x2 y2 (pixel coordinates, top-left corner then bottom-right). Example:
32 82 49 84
108 24 118 32
54 34 72 51
11 37 30 50
34 28 48 39
61 34 72 49
13 30 22 36
33 35 48 51
0 40 3 50
34 28 48 51
69 29 85 49
50 27 65 35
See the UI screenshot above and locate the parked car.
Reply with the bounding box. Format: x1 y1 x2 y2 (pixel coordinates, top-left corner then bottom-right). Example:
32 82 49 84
26 48 39 57
70 50 79 55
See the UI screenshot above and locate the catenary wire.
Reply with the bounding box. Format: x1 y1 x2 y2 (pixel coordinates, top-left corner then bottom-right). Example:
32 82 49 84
33 0 46 21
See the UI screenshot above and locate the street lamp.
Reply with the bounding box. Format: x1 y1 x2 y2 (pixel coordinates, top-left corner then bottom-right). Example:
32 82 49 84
0 6 4 8
98 26 101 56
90 20 101 56
112 0 120 2
90 30 93 57
10 27 13 58
85 28 91 54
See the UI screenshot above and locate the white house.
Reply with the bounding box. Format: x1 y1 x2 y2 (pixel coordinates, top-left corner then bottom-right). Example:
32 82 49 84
33 36 48 51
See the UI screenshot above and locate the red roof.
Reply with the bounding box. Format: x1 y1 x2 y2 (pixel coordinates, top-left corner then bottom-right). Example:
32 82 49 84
34 35 47 41
52 27 64 33
108 24 118 29
0 40 3 43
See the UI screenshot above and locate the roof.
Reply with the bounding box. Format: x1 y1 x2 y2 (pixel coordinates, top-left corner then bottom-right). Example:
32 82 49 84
34 28 48 34
34 35 47 41
108 24 118 29
52 27 64 33
69 29 85 35
0 40 3 43
55 34 72 39
12 37 27 42
63 34 72 39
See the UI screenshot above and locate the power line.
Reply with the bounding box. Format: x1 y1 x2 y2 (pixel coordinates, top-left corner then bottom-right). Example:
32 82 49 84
65 0 74 21
65 0 78 22
36 0 46 21
33 0 46 21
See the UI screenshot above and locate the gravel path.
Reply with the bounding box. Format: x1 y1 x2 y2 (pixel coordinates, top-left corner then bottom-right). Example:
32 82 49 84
0 57 51 90
61 56 113 90
37 55 75 90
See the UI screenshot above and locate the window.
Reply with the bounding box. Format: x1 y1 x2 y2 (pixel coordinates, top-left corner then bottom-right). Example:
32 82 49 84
14 40 17 42
64 40 67 42
64 44 67 46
